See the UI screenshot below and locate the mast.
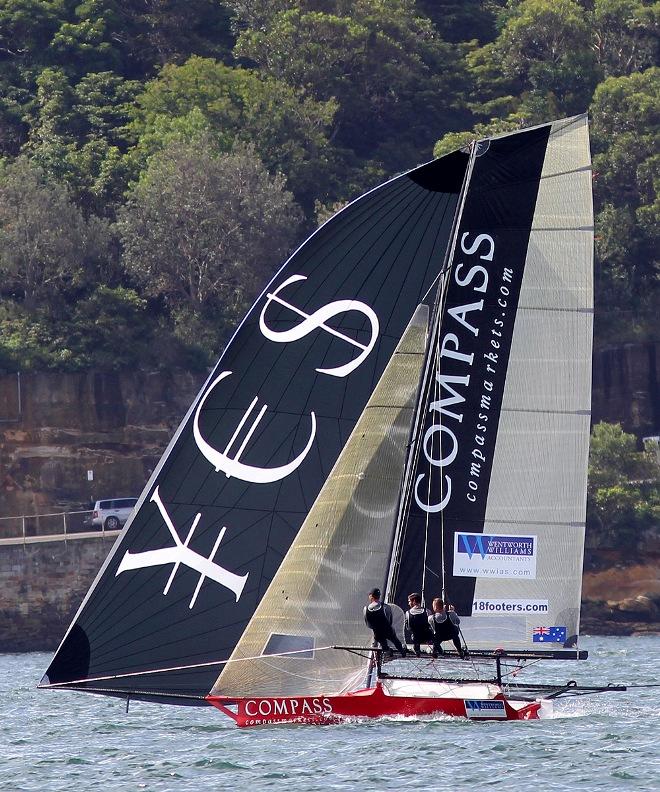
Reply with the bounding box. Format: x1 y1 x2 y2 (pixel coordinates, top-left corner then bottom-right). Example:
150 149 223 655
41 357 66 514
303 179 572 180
386 141 478 606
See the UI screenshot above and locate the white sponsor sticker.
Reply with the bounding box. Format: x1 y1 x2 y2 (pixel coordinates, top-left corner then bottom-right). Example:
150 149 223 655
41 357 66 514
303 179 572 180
472 598 548 616
464 699 507 719
454 532 537 579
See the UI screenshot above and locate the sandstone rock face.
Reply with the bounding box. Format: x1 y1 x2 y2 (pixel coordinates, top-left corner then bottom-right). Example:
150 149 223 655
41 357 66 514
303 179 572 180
0 369 206 526
0 346 658 647
581 564 660 635
1 342 657 523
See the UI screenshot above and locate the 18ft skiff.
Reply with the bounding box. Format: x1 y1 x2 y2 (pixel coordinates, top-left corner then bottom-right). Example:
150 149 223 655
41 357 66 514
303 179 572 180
41 115 627 724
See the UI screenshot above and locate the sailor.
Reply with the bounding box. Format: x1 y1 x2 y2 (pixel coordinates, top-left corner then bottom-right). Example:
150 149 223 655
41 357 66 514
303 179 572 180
404 593 434 657
364 588 407 658
429 598 465 658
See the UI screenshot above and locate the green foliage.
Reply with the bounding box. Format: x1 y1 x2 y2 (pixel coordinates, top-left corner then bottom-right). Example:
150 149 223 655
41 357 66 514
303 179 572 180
234 2 470 171
587 422 660 550
434 6 658 348
464 0 600 123
127 57 337 210
591 68 659 341
0 0 655 378
117 138 302 353
592 0 660 78
415 0 497 43
0 156 113 307
24 68 141 213
0 286 158 370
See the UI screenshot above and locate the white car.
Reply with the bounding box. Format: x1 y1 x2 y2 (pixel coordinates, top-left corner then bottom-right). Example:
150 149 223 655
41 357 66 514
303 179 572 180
91 498 138 530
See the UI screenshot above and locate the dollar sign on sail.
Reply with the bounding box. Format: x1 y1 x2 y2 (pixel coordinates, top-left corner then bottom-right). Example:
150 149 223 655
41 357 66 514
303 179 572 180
193 371 317 483
259 275 379 378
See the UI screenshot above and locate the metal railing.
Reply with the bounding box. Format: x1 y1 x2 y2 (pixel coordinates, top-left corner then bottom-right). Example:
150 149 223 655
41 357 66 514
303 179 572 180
0 509 116 543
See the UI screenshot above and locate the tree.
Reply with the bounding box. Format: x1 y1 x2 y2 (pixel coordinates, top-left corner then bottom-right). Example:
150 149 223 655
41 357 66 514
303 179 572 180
25 68 141 213
415 0 497 44
592 0 659 78
127 56 337 212
467 0 599 123
587 422 660 550
590 67 659 338
233 2 469 172
117 138 302 352
111 0 235 72
0 157 111 308
0 286 156 370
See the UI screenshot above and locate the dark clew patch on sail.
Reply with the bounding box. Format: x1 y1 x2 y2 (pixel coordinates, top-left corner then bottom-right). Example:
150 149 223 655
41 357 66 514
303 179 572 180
394 123 552 616
408 150 469 193
43 624 91 685
262 634 315 659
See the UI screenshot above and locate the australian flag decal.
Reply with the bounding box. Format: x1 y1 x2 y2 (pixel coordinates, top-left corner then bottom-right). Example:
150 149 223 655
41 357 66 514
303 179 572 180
533 626 567 643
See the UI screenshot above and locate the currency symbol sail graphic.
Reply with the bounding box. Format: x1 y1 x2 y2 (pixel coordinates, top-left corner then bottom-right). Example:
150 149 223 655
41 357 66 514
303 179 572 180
116 486 249 606
192 371 317 483
259 275 379 378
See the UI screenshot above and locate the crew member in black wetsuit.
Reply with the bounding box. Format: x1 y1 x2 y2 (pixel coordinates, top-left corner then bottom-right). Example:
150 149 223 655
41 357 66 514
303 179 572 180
404 592 434 657
429 597 465 658
364 588 407 658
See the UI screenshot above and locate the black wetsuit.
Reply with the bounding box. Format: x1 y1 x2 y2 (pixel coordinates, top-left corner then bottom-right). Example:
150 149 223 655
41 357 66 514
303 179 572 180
404 606 433 655
429 610 463 656
364 601 405 655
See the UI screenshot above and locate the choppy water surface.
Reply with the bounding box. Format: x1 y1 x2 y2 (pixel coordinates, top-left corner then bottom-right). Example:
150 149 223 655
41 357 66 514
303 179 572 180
4 636 659 791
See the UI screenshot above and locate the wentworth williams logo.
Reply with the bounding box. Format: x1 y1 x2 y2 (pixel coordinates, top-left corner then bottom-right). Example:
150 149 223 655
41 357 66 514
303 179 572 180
457 534 534 559
454 532 537 580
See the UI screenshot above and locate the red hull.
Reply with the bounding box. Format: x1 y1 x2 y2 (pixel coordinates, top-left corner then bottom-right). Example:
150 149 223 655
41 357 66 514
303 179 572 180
207 682 542 727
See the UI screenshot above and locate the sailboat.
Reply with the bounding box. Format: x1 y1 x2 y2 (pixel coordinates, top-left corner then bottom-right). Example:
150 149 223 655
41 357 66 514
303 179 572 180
40 115 626 724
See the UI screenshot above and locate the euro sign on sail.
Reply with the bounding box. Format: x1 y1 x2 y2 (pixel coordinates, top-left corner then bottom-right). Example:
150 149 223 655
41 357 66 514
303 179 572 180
41 116 630 723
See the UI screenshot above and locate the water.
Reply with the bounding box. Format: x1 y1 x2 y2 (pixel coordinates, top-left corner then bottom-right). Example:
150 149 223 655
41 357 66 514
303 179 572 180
4 636 659 791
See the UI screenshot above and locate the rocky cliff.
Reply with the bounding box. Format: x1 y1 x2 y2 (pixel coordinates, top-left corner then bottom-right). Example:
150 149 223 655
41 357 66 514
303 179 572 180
1 341 656 520
0 342 658 643
592 341 659 438
0 368 206 521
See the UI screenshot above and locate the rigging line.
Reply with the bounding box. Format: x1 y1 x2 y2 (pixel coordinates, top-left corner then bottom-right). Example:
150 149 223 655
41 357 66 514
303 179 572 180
385 178 471 600
622 684 660 688
386 323 436 599
386 251 450 602
434 140 479 602
499 658 543 681
400 143 476 598
419 320 442 601
40 645 338 689
234 659 350 685
419 195 460 306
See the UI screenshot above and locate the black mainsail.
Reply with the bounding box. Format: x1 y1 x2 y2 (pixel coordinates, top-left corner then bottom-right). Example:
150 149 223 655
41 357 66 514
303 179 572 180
42 150 469 702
